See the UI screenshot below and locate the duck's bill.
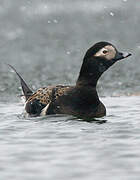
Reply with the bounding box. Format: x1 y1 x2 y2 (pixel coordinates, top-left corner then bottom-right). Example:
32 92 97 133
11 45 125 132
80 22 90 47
115 51 132 61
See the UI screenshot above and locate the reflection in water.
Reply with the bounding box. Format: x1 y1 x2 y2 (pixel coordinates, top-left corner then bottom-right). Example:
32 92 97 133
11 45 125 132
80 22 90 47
76 117 107 124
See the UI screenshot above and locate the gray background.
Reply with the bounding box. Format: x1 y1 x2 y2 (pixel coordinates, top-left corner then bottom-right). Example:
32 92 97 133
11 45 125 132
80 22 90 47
0 0 139 101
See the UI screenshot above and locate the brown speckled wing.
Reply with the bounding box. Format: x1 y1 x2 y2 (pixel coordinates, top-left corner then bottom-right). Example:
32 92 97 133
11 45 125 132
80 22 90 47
27 87 53 105
27 86 71 104
53 86 71 100
25 85 71 116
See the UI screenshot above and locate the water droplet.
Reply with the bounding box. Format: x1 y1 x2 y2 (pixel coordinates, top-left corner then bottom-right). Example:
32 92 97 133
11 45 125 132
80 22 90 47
0 87 5 92
110 12 114 16
66 51 71 55
44 5 48 9
53 19 58 23
118 82 122 85
47 20 51 24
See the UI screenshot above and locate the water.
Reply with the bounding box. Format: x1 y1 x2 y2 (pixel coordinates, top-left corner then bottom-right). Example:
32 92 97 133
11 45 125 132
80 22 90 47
0 0 140 180
1 97 140 180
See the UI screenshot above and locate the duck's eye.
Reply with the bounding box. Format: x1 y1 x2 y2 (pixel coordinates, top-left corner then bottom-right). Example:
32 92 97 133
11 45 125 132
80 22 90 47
103 50 108 54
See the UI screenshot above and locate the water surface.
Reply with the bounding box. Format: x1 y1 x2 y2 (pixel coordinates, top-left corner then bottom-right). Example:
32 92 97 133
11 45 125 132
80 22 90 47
1 96 140 180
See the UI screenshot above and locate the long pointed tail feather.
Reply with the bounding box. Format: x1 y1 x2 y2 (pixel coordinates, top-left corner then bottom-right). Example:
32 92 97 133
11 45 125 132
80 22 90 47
7 64 33 100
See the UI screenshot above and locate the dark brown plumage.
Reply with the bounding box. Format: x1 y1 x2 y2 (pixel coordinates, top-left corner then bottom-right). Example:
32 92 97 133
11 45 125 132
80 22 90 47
9 41 131 119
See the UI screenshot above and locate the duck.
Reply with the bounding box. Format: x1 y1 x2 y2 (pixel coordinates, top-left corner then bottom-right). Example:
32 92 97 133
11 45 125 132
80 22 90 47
8 41 131 119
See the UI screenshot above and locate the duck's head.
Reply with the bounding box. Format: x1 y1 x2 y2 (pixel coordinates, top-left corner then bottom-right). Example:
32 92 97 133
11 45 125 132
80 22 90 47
77 41 131 87
84 41 131 63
